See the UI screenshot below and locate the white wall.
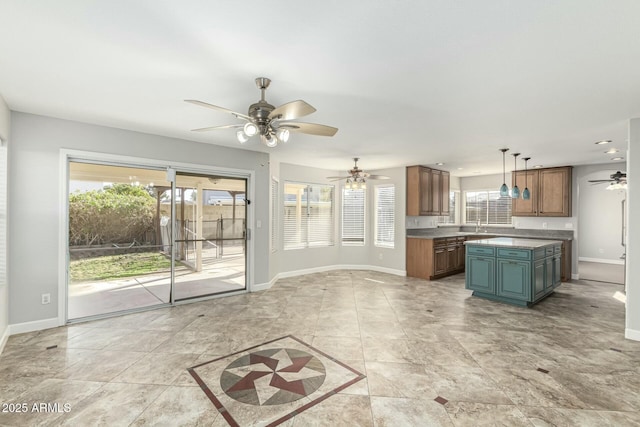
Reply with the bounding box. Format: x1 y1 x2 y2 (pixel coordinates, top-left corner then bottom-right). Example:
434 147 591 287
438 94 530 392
8 112 270 327
0 94 9 350
272 163 406 277
576 165 626 263
627 119 640 341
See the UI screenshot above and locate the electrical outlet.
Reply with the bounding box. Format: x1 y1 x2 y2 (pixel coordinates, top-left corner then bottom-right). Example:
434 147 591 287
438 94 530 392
41 293 51 305
542 222 548 229
378 253 383 260
565 222 573 229
256 220 262 228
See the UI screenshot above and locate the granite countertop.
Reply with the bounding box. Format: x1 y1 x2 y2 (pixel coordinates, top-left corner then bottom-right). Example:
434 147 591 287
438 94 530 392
464 237 563 249
406 228 573 241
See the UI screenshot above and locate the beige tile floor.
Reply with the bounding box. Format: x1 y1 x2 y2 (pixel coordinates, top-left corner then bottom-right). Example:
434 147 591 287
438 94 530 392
1 270 640 426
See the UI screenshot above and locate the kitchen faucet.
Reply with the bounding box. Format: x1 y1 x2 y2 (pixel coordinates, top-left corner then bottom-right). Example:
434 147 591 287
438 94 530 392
475 218 481 233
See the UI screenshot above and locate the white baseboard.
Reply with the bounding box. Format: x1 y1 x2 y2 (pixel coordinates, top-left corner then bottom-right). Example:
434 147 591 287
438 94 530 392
579 257 625 265
625 328 640 342
9 317 60 335
0 326 9 354
270 264 406 283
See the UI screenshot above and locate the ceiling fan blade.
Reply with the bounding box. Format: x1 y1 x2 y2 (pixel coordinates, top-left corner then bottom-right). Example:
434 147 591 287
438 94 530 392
367 174 391 180
278 122 338 137
326 176 349 181
191 124 244 132
269 100 316 120
185 99 252 121
588 179 613 183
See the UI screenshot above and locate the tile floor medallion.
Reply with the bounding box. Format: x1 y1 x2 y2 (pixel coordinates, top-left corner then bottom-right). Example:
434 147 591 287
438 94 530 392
188 335 365 426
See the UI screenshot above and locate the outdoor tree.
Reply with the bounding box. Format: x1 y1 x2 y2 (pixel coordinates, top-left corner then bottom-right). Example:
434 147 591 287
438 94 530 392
69 184 156 246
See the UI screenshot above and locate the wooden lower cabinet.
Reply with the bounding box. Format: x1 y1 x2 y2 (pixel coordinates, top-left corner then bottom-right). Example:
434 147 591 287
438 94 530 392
407 237 466 280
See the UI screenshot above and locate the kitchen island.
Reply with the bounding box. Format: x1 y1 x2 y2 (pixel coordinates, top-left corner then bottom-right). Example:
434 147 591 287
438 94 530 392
465 237 563 307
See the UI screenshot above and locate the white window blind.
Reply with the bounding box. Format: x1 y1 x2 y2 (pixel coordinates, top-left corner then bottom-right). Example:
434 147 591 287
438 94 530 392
342 188 365 245
465 190 512 225
271 177 279 252
284 182 334 249
0 141 6 288
375 185 395 248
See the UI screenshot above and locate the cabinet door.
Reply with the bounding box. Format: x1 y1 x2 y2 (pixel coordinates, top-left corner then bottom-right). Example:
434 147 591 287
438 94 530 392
434 248 447 275
545 257 554 290
534 259 545 298
466 256 495 293
419 167 433 215
406 166 421 216
497 259 531 301
440 171 450 215
538 167 572 217
512 170 539 216
430 170 441 215
456 244 466 270
446 245 457 271
553 256 562 286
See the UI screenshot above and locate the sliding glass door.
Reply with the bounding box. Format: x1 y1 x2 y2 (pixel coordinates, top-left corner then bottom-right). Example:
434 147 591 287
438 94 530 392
67 161 248 321
67 162 172 319
173 173 247 300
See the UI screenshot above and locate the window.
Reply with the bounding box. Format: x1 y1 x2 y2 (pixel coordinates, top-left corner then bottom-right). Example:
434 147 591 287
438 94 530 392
465 190 512 225
438 191 459 224
375 185 395 248
271 177 279 252
284 182 334 249
342 188 365 245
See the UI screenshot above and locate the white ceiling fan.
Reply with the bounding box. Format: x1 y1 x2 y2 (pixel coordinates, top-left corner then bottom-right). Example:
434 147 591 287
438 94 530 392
185 77 338 147
327 158 390 189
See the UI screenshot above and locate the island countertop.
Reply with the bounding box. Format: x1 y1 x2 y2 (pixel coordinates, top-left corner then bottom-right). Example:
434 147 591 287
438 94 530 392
464 237 563 249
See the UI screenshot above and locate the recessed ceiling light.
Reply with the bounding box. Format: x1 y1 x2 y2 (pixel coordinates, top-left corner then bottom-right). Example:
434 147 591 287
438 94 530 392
457 167 464 170
435 162 444 166
611 157 624 161
533 165 543 168
604 148 619 154
595 140 612 145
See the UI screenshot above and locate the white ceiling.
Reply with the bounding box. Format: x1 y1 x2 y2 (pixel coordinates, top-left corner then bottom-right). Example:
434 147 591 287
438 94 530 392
1 1 638 176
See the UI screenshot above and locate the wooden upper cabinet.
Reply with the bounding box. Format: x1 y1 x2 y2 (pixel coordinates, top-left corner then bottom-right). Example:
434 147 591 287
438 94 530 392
406 166 450 216
512 166 572 217
512 170 538 216
440 171 450 215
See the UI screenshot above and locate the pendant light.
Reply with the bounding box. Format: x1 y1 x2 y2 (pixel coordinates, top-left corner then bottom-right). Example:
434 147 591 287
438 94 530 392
499 148 510 197
511 153 520 198
522 157 531 200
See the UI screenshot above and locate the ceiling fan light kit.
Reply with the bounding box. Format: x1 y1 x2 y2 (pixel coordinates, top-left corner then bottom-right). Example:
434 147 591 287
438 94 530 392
186 77 338 148
589 171 627 190
327 158 390 189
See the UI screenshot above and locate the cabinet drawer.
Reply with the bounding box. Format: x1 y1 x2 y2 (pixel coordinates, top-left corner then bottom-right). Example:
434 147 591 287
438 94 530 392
497 248 531 260
467 246 495 256
545 246 554 257
554 245 561 254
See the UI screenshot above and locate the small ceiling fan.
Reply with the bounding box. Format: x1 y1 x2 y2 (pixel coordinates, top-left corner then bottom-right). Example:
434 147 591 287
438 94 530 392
327 158 390 189
185 77 338 147
588 171 627 189
588 171 627 184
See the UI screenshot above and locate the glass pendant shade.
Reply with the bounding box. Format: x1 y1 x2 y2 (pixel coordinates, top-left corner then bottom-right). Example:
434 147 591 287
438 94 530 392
522 156 531 200
236 130 249 143
500 183 509 197
499 148 510 196
511 152 520 198
243 122 258 137
276 128 290 143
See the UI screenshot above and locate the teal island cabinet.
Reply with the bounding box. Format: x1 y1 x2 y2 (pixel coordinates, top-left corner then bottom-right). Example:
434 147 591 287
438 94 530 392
465 237 562 307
